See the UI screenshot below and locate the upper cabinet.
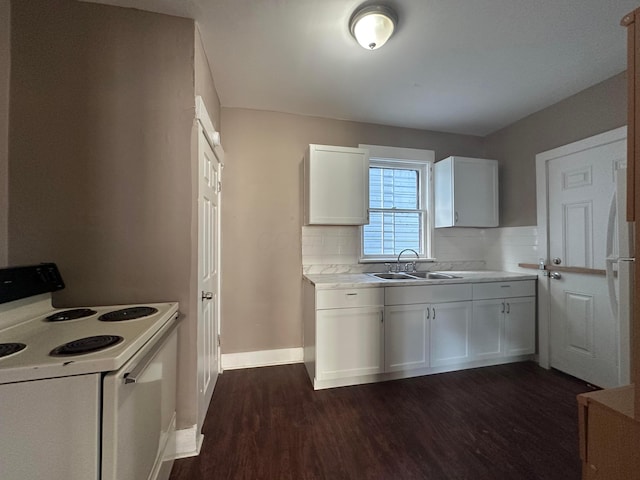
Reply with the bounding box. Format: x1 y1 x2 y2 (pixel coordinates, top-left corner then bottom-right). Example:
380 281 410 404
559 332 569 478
303 144 369 225
434 156 499 228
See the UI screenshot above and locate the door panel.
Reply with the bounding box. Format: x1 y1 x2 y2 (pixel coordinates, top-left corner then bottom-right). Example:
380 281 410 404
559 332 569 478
547 137 625 388
197 127 220 429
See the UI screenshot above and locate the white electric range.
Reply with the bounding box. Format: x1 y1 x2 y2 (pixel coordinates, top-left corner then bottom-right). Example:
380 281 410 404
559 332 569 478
0 263 179 480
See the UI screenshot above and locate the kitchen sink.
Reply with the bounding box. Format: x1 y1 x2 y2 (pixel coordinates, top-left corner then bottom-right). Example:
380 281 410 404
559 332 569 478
368 272 462 280
407 272 462 279
368 272 415 280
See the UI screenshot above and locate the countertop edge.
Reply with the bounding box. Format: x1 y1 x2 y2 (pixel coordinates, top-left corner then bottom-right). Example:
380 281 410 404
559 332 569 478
303 271 538 289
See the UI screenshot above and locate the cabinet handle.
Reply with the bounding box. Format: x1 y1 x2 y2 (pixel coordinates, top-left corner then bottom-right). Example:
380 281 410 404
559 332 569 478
454 211 459 224
426 307 430 320
346 293 358 296
501 302 505 313
381 311 384 323
432 307 436 319
506 303 510 314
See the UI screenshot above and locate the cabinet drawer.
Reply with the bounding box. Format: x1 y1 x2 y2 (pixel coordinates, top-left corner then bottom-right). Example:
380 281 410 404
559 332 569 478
472 280 535 300
316 288 384 310
385 283 472 305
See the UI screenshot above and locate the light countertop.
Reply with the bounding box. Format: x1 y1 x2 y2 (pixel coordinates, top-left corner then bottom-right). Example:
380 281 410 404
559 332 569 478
303 270 538 290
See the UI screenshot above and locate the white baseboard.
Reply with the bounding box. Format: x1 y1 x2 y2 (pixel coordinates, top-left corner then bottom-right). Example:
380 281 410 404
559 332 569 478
172 425 204 460
222 347 303 370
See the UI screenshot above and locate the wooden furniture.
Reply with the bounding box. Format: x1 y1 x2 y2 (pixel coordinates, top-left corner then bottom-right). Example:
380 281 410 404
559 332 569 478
576 11 640 480
434 156 499 228
577 386 640 479
303 144 369 225
623 5 640 418
303 278 536 390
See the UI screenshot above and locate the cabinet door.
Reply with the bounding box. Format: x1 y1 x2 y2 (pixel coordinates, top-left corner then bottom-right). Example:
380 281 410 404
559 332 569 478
430 301 472 367
305 144 369 225
453 158 498 227
504 297 536 356
316 307 384 380
434 156 498 228
384 305 429 372
471 299 504 360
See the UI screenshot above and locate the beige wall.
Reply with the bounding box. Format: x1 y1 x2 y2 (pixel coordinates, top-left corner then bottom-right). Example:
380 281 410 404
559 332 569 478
0 0 9 267
194 27 221 130
484 72 627 226
9 0 199 427
220 108 484 353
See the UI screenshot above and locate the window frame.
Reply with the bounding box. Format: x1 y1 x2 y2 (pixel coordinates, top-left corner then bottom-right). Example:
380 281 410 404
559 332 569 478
358 145 435 262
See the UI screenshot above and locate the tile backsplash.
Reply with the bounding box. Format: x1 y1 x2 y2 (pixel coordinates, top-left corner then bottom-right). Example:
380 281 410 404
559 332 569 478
301 225 539 274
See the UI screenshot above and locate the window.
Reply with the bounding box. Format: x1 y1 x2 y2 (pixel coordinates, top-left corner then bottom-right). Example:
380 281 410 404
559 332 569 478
359 145 434 261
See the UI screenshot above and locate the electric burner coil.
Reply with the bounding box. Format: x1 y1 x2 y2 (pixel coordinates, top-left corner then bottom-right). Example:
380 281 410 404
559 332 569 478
45 308 97 322
50 335 124 356
0 343 27 358
98 306 158 322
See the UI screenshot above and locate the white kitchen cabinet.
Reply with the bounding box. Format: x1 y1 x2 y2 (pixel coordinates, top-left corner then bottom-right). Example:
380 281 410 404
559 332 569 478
303 284 384 388
429 301 473 367
471 300 504 360
304 277 536 390
384 304 429 372
504 296 536 355
303 144 369 225
434 156 499 228
471 280 536 359
316 306 384 380
385 284 473 371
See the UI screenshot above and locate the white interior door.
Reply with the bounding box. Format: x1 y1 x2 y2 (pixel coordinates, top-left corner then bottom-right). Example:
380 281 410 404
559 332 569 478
197 122 220 430
545 134 626 388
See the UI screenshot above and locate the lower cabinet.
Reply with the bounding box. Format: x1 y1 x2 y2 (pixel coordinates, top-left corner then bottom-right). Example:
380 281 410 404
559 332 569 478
430 301 473 367
504 296 536 355
304 279 536 390
384 305 429 372
471 281 536 360
384 301 474 371
316 306 384 380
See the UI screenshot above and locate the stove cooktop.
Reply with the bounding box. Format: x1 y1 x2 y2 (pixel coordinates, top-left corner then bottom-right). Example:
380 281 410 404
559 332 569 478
0 298 179 384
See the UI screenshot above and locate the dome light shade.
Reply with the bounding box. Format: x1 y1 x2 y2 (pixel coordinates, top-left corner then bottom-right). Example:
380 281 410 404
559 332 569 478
349 5 397 50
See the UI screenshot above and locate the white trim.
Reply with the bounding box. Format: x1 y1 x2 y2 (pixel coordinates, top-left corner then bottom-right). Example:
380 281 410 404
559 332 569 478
360 144 434 162
172 425 204 459
221 347 304 370
535 125 627 370
358 144 435 261
195 95 222 153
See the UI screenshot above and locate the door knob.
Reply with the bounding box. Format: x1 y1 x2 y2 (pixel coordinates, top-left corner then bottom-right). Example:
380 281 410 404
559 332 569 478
550 272 562 280
201 291 213 300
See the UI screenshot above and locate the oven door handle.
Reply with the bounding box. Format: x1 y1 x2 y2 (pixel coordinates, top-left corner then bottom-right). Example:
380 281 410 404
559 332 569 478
124 315 179 384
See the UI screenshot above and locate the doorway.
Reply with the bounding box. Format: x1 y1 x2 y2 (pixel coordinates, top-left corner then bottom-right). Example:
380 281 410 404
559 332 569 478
536 126 627 388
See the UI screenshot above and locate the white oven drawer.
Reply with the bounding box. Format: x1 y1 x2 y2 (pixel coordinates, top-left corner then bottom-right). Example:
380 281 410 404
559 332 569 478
102 316 178 480
0 374 101 480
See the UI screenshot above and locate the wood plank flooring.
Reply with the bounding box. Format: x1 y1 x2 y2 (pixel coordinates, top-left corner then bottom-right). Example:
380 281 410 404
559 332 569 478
169 362 595 480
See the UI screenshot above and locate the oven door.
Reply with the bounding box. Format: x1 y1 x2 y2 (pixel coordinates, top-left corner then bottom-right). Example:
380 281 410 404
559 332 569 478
102 317 178 480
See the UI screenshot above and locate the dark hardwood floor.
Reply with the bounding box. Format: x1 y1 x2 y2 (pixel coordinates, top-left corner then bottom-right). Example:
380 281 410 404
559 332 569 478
169 362 595 480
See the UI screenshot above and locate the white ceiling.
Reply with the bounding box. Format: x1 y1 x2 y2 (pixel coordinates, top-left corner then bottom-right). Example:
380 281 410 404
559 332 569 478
83 0 638 136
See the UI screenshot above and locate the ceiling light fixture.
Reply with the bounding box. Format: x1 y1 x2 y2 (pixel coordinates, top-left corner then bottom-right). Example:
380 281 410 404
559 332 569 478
349 5 397 51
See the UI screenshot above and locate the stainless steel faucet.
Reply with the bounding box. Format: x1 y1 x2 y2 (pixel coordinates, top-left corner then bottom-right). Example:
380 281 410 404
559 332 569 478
396 248 419 272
